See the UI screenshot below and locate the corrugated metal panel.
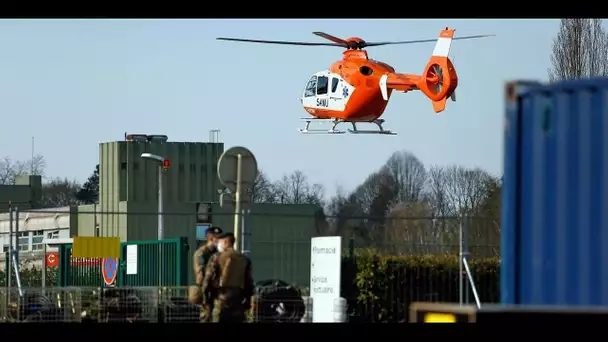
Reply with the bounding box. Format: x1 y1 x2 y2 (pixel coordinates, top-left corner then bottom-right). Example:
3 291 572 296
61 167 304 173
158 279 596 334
502 78 608 306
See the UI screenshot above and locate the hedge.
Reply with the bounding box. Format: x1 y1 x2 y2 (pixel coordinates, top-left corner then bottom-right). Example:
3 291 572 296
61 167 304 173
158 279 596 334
341 249 500 322
0 267 58 288
1 251 499 323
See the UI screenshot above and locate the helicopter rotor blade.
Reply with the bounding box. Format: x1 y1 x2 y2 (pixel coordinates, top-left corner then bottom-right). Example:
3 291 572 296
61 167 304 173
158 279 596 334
216 37 343 47
312 32 350 47
362 34 495 47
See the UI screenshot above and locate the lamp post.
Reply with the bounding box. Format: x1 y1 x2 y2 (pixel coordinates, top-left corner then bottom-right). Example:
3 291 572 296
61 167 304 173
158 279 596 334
141 153 169 288
140 153 169 240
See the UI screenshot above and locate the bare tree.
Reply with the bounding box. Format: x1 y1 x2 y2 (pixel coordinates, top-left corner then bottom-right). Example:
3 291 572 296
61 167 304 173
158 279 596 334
249 170 277 203
381 151 427 204
273 170 325 205
0 155 46 185
40 178 81 208
548 19 608 82
425 165 452 218
442 166 493 216
384 200 438 255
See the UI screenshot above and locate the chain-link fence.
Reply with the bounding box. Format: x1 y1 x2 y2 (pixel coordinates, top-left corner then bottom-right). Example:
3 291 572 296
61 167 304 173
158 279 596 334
0 286 321 323
0 209 501 322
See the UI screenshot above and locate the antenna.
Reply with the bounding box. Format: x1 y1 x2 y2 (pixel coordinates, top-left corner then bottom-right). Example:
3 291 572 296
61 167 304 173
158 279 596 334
31 137 35 174
209 129 220 143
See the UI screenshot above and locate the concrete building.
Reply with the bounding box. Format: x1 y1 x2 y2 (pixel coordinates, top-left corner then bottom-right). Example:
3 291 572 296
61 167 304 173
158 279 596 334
0 175 42 212
1 134 321 286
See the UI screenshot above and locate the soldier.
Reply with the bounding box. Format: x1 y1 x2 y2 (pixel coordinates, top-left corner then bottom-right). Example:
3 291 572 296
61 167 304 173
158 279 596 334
201 232 254 323
192 226 223 322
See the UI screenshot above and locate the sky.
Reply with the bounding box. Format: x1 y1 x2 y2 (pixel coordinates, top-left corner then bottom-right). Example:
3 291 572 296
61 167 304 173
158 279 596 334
0 19 566 194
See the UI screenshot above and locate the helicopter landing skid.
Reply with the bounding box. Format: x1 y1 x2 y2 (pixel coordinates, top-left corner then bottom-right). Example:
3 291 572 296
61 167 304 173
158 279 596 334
347 119 397 135
298 118 397 135
298 118 346 134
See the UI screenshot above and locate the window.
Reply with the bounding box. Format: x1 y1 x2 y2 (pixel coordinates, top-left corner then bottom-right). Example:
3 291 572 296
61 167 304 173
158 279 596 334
304 76 317 97
32 230 44 251
2 245 8 253
18 232 29 251
317 76 328 95
47 230 59 239
331 78 339 93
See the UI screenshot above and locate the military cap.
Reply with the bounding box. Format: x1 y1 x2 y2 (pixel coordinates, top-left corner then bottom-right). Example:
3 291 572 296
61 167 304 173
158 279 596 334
205 227 223 236
215 232 234 240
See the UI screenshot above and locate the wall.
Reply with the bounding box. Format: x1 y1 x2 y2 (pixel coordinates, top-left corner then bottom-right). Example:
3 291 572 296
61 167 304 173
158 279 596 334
98 140 224 241
0 206 72 270
75 204 101 237
210 203 321 287
0 175 42 212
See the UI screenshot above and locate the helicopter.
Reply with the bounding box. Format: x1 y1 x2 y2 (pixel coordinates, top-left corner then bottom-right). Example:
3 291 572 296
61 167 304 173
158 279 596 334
217 28 494 135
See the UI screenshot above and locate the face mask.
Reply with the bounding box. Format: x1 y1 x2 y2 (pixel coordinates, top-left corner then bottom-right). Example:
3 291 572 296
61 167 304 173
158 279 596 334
217 243 225 253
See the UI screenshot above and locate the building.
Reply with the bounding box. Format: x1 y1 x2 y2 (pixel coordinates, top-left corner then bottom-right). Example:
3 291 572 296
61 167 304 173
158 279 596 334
0 175 42 212
1 134 321 286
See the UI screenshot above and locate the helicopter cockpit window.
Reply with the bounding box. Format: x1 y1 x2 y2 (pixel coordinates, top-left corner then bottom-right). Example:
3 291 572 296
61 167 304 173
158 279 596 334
304 76 317 97
317 76 329 95
331 78 339 93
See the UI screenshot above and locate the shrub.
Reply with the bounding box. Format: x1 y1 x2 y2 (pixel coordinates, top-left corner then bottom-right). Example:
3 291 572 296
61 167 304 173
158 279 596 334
0 267 58 287
341 248 500 322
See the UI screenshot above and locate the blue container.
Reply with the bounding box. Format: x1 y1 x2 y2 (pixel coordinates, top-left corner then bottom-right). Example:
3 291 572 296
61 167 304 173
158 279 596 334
501 78 608 306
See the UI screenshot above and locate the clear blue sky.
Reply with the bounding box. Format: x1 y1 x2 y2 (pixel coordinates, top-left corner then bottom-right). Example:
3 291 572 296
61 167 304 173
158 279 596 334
0 19 566 193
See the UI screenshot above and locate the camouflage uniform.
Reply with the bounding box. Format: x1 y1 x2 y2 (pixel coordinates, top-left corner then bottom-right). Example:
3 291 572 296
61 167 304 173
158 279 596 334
201 233 254 323
193 227 222 322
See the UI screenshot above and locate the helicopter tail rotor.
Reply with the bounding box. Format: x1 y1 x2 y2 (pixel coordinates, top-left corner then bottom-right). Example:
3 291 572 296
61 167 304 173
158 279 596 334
418 28 459 113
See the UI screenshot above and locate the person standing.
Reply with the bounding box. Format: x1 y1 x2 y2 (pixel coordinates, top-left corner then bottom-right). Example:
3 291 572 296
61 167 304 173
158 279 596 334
191 226 223 322
201 232 254 323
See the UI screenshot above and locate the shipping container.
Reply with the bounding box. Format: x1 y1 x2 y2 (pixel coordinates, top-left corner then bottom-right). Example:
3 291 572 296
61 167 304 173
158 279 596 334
501 78 608 306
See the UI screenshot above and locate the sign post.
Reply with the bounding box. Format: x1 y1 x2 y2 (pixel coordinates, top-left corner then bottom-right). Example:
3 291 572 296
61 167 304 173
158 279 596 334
102 257 119 286
310 236 342 322
217 146 258 253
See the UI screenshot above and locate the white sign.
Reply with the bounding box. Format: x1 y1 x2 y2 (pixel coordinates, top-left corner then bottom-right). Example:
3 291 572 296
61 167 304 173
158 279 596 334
310 236 342 323
126 244 138 275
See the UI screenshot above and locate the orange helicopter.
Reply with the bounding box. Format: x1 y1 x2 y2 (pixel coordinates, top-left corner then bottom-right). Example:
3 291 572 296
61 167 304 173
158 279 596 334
217 28 494 135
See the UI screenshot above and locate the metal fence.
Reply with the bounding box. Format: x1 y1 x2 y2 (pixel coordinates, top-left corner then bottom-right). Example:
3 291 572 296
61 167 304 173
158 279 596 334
0 209 501 322
57 238 189 287
0 286 319 323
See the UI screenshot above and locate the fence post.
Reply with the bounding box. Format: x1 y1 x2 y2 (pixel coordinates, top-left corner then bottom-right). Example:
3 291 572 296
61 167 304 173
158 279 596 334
464 217 470 304
7 207 12 291
459 217 464 306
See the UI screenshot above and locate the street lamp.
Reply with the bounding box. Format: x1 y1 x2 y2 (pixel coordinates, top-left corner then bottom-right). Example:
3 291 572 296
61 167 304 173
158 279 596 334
140 153 169 240
141 153 169 288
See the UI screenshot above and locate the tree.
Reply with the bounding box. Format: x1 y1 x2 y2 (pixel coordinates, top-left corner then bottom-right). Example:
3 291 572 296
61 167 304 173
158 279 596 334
548 19 608 82
40 178 81 208
273 170 325 205
249 170 277 204
0 155 46 185
381 151 427 204
75 164 99 204
325 150 503 255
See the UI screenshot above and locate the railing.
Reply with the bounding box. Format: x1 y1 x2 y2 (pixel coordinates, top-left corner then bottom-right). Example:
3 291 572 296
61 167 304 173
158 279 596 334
0 286 340 323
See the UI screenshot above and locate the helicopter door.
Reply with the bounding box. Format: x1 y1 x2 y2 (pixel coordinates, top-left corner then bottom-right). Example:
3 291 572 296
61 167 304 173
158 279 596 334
314 75 330 109
329 76 343 104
